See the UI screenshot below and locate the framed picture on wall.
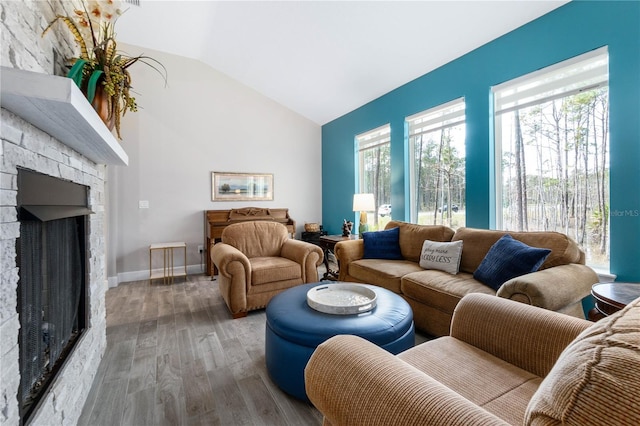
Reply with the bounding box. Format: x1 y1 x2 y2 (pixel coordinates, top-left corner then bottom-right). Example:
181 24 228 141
211 172 273 201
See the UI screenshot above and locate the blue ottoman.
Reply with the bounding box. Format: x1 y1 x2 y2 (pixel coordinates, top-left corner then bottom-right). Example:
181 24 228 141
265 282 414 401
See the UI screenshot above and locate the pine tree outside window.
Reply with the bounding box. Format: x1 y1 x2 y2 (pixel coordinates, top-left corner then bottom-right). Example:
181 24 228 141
493 47 609 270
407 98 466 228
356 125 391 230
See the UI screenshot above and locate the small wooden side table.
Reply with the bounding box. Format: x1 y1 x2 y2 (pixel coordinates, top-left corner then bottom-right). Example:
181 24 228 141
318 234 358 280
149 242 187 284
588 282 640 321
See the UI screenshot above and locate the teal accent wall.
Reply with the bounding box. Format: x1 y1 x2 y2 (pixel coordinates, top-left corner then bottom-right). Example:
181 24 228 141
322 1 640 281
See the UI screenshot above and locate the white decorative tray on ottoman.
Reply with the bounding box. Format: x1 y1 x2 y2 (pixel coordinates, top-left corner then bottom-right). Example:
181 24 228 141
307 283 377 315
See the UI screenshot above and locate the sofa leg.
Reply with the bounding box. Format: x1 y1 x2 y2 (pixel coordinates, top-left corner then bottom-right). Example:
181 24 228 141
232 311 248 319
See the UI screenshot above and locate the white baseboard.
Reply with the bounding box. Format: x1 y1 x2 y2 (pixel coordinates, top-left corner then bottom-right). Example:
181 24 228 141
108 264 206 287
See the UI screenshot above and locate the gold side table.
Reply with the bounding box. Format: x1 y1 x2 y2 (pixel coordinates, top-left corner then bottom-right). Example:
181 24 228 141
149 242 187 284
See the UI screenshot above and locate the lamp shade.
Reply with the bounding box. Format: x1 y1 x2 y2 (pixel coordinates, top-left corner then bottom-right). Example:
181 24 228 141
353 193 375 212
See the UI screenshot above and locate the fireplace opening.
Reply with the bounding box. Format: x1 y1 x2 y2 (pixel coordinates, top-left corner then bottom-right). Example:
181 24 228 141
16 169 92 425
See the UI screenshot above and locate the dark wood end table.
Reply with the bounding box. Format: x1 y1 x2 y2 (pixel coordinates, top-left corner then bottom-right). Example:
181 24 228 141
588 282 640 321
318 234 358 280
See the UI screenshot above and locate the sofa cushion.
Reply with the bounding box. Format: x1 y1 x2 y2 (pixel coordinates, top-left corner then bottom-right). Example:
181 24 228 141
473 235 551 291
452 227 584 274
348 259 423 293
401 270 495 314
250 257 302 285
362 227 404 260
222 221 288 258
419 240 463 274
525 296 640 425
399 336 542 425
385 221 455 262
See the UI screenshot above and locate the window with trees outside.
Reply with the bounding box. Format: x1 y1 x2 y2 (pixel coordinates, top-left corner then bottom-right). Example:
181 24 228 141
493 47 609 270
408 98 466 229
356 124 391 230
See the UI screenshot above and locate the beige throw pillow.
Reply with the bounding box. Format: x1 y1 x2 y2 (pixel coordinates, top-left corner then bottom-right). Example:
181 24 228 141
419 239 463 274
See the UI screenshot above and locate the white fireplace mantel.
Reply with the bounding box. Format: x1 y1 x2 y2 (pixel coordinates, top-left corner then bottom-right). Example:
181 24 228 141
1 66 129 166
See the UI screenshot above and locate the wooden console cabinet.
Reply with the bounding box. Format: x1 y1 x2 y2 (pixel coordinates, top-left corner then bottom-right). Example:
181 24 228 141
204 208 296 276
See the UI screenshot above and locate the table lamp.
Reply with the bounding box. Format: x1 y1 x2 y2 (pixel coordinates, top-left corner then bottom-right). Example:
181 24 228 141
353 193 375 236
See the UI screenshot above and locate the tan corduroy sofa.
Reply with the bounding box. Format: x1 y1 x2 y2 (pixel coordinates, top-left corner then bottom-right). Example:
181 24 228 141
305 293 640 426
335 221 598 336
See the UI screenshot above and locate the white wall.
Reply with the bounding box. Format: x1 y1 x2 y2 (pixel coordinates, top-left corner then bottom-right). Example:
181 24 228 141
108 44 322 284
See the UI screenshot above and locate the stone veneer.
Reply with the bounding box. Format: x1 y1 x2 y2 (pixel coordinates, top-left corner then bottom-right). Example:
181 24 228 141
1 1 108 424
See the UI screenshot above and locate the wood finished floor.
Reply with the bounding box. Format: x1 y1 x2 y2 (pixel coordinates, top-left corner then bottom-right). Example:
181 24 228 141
78 270 429 425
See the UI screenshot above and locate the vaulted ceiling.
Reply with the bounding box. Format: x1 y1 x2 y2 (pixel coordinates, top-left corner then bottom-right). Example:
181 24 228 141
117 1 568 125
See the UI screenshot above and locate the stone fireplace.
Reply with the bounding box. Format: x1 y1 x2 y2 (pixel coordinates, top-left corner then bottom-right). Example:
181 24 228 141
0 105 110 425
1 3 128 424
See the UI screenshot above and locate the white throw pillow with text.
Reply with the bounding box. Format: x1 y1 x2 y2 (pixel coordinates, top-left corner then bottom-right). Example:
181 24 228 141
419 239 463 274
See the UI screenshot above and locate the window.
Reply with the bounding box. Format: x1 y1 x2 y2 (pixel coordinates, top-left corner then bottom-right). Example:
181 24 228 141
493 47 609 270
408 98 466 228
356 124 391 229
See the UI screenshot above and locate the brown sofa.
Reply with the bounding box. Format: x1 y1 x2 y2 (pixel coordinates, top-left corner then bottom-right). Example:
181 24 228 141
335 221 598 336
305 293 640 426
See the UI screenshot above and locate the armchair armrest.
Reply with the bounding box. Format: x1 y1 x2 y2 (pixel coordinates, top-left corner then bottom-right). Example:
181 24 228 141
334 239 364 281
281 239 324 265
210 242 251 281
305 334 508 426
497 264 598 311
281 239 324 282
450 293 591 377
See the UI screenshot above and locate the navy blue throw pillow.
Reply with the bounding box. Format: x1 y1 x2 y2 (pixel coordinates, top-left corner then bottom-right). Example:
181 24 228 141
473 234 551 291
362 227 404 260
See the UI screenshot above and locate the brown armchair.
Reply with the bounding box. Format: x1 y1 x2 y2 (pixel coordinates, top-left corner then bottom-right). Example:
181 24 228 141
210 221 323 318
